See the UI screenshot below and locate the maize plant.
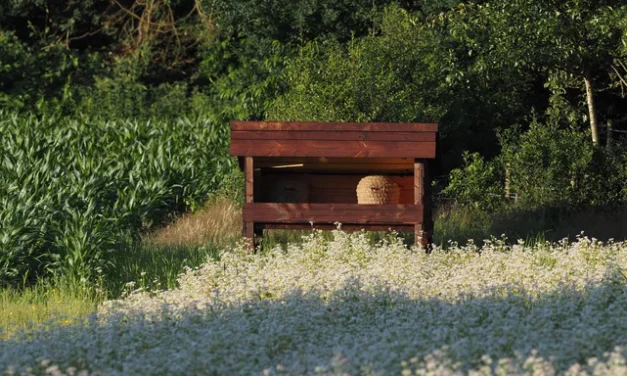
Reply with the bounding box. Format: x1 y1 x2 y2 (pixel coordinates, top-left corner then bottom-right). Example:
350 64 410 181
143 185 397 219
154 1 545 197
0 112 233 286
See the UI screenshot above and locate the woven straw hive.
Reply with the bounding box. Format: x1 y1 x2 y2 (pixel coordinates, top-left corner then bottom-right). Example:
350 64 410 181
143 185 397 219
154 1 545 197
269 179 309 203
356 175 400 204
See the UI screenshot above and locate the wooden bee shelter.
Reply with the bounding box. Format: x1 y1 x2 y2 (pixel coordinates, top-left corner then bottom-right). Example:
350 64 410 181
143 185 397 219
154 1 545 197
230 121 438 250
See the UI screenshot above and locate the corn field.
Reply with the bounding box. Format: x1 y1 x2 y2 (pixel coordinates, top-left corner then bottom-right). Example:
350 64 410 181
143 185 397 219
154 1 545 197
0 112 233 285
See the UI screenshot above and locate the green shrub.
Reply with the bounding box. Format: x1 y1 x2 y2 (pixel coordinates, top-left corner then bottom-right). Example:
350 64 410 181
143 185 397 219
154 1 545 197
268 7 440 123
442 120 627 212
440 152 505 211
0 112 234 286
0 30 80 113
501 120 627 208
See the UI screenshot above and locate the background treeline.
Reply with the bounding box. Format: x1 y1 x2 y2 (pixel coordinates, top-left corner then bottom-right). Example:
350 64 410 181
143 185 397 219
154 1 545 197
2 0 627 285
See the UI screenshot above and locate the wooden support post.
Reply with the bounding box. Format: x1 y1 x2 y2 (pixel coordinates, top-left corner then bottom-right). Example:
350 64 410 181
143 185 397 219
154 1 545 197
414 159 432 251
243 157 255 252
423 160 433 248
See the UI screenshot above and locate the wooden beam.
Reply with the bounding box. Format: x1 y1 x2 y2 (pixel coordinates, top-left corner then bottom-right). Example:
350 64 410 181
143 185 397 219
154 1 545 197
230 140 436 158
232 130 436 142
243 203 423 224
423 160 434 241
258 223 415 232
414 160 432 250
255 157 415 166
258 173 414 204
243 157 255 251
231 121 438 132
245 157 254 204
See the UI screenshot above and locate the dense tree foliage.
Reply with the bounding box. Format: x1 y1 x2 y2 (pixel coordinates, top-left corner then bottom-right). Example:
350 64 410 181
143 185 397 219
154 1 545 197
2 0 627 245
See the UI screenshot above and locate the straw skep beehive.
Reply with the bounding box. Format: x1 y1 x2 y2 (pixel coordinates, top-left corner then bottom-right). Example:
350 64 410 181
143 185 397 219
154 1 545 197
356 175 400 204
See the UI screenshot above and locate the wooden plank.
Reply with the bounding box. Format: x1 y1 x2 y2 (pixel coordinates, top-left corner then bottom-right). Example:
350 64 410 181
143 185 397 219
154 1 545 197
258 174 414 204
308 189 414 204
414 160 431 248
245 157 254 204
230 140 436 158
263 165 415 173
243 203 424 224
414 161 424 206
243 157 255 252
256 157 414 173
232 130 436 142
258 223 415 232
422 160 434 235
231 121 438 132
260 174 412 187
256 157 414 165
306 189 413 201
255 157 415 172
243 221 255 252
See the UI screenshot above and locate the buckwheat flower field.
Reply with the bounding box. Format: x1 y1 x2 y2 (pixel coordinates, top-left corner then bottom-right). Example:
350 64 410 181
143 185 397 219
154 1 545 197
3 231 627 375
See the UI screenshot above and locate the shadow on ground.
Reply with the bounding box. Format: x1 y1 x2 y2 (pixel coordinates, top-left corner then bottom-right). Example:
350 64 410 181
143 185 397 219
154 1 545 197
435 204 627 246
3 272 627 375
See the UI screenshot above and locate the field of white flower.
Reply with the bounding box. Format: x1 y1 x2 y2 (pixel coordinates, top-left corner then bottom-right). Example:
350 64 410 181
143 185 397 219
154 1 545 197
3 231 627 375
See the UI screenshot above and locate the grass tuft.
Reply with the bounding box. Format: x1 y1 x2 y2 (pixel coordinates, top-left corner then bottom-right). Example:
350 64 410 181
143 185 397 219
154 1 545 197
147 196 241 249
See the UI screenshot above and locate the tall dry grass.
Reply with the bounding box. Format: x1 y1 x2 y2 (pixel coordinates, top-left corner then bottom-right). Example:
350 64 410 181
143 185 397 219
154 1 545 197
146 196 242 249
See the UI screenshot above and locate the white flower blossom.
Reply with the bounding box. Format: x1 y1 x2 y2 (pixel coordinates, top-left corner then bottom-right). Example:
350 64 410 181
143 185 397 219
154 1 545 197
3 231 627 375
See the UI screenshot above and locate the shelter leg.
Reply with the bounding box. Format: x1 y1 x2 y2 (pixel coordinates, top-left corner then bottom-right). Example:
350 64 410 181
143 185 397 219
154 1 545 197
244 157 255 252
243 221 255 252
414 159 433 252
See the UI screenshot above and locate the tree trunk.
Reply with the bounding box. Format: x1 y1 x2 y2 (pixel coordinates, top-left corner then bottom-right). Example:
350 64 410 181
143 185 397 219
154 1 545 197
584 74 599 145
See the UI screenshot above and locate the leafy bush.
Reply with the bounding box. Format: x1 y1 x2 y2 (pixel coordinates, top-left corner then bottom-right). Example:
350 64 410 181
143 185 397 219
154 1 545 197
0 112 233 285
501 120 627 208
440 152 504 211
0 30 80 113
268 7 441 123
268 5 538 170
443 120 627 211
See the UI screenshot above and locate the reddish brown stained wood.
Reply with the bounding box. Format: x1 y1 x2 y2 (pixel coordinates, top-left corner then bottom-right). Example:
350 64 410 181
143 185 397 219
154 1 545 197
414 161 425 205
243 157 255 252
245 157 254 204
231 121 438 132
255 157 415 172
262 188 414 204
422 160 434 234
243 203 424 224
260 173 412 188
230 140 436 158
307 189 414 204
258 223 415 232
232 130 436 142
255 157 414 175
256 157 414 165
262 165 414 174
414 159 431 248
243 221 255 251
259 174 414 204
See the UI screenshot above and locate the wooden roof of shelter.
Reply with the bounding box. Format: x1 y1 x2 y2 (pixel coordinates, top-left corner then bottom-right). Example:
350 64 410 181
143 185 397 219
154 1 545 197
230 121 438 159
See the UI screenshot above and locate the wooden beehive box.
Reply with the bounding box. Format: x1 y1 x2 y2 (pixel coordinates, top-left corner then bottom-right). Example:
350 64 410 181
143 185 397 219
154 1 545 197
230 121 438 250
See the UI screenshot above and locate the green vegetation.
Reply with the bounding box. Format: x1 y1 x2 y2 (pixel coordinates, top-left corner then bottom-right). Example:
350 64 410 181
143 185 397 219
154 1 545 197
3 0 627 351
1 197 242 337
0 113 232 286
0 243 220 339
